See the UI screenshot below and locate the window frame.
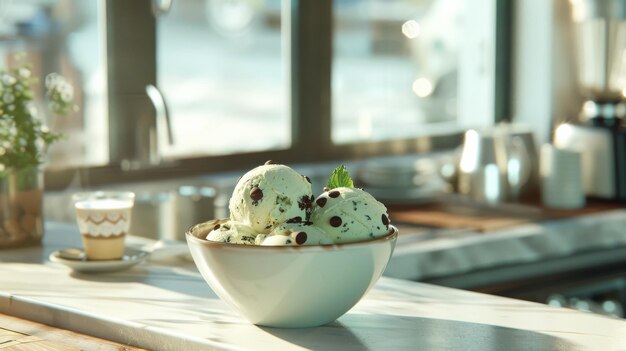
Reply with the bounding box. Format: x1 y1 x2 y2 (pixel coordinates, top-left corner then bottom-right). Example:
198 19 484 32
44 0 511 190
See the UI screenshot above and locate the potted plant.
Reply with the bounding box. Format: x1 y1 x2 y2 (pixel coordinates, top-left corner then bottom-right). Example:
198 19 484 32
0 60 76 248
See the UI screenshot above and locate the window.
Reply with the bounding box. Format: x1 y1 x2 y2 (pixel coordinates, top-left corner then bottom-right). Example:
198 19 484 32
332 0 463 143
157 0 290 158
0 0 107 168
1 0 508 187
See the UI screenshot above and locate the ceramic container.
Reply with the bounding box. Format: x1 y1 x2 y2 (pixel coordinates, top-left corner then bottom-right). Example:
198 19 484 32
540 144 585 209
73 191 135 260
186 219 398 328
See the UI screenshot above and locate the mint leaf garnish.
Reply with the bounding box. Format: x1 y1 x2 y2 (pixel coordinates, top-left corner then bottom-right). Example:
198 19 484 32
326 165 354 189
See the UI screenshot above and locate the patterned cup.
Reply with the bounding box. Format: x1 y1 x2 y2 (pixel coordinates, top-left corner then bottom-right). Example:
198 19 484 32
73 191 135 260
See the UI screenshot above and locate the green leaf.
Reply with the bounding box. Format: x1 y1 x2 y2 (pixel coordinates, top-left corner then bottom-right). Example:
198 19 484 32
326 165 354 189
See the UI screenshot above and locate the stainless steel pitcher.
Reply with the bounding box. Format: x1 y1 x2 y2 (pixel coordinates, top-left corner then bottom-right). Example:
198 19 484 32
457 127 534 204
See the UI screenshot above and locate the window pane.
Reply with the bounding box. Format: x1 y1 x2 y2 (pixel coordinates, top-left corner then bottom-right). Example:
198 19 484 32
332 0 463 143
0 0 107 167
157 0 289 158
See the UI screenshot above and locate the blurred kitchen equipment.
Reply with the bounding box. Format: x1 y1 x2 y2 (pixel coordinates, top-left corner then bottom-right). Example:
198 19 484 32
570 0 626 121
553 121 626 203
499 124 540 200
174 186 216 240
458 129 507 204
560 0 626 202
130 186 216 241
359 158 437 188
130 191 175 240
553 123 617 198
358 157 448 204
457 126 533 205
540 144 585 209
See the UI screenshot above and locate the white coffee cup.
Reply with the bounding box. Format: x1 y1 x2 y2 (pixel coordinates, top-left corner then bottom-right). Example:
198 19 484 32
73 191 135 260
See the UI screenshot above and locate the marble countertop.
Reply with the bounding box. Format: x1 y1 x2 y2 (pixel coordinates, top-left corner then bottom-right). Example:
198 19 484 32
1 222 626 350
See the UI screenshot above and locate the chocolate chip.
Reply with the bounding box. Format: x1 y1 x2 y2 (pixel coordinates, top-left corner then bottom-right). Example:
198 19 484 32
250 187 263 201
265 160 275 165
298 195 312 210
304 176 311 183
294 231 307 245
287 216 302 223
213 224 221 230
382 214 390 226
323 187 330 192
316 197 327 207
330 216 342 227
328 190 340 198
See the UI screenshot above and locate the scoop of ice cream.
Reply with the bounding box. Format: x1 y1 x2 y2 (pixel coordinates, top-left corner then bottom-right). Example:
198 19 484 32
229 164 313 233
254 233 268 245
206 221 257 245
254 224 308 246
259 234 296 246
270 222 333 245
310 187 390 243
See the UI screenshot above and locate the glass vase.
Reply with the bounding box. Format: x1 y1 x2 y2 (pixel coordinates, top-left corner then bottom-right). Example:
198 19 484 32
0 166 44 248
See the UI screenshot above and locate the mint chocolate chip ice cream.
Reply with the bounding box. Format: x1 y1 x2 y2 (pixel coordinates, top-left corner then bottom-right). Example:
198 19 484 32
229 164 313 234
258 222 333 246
310 187 390 243
205 163 391 246
206 221 257 244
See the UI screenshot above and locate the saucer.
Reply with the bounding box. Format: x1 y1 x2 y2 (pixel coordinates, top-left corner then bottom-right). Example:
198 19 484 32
49 248 150 273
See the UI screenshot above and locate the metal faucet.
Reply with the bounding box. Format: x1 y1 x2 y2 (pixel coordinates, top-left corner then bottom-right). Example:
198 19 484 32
115 85 175 171
145 84 175 164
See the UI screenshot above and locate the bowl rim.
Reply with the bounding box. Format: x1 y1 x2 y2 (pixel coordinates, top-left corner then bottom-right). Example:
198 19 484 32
186 221 398 250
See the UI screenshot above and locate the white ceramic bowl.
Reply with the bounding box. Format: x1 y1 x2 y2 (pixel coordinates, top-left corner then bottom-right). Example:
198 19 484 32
186 219 398 328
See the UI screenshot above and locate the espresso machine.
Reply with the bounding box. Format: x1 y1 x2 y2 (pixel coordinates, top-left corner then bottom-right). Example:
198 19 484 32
554 0 626 201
